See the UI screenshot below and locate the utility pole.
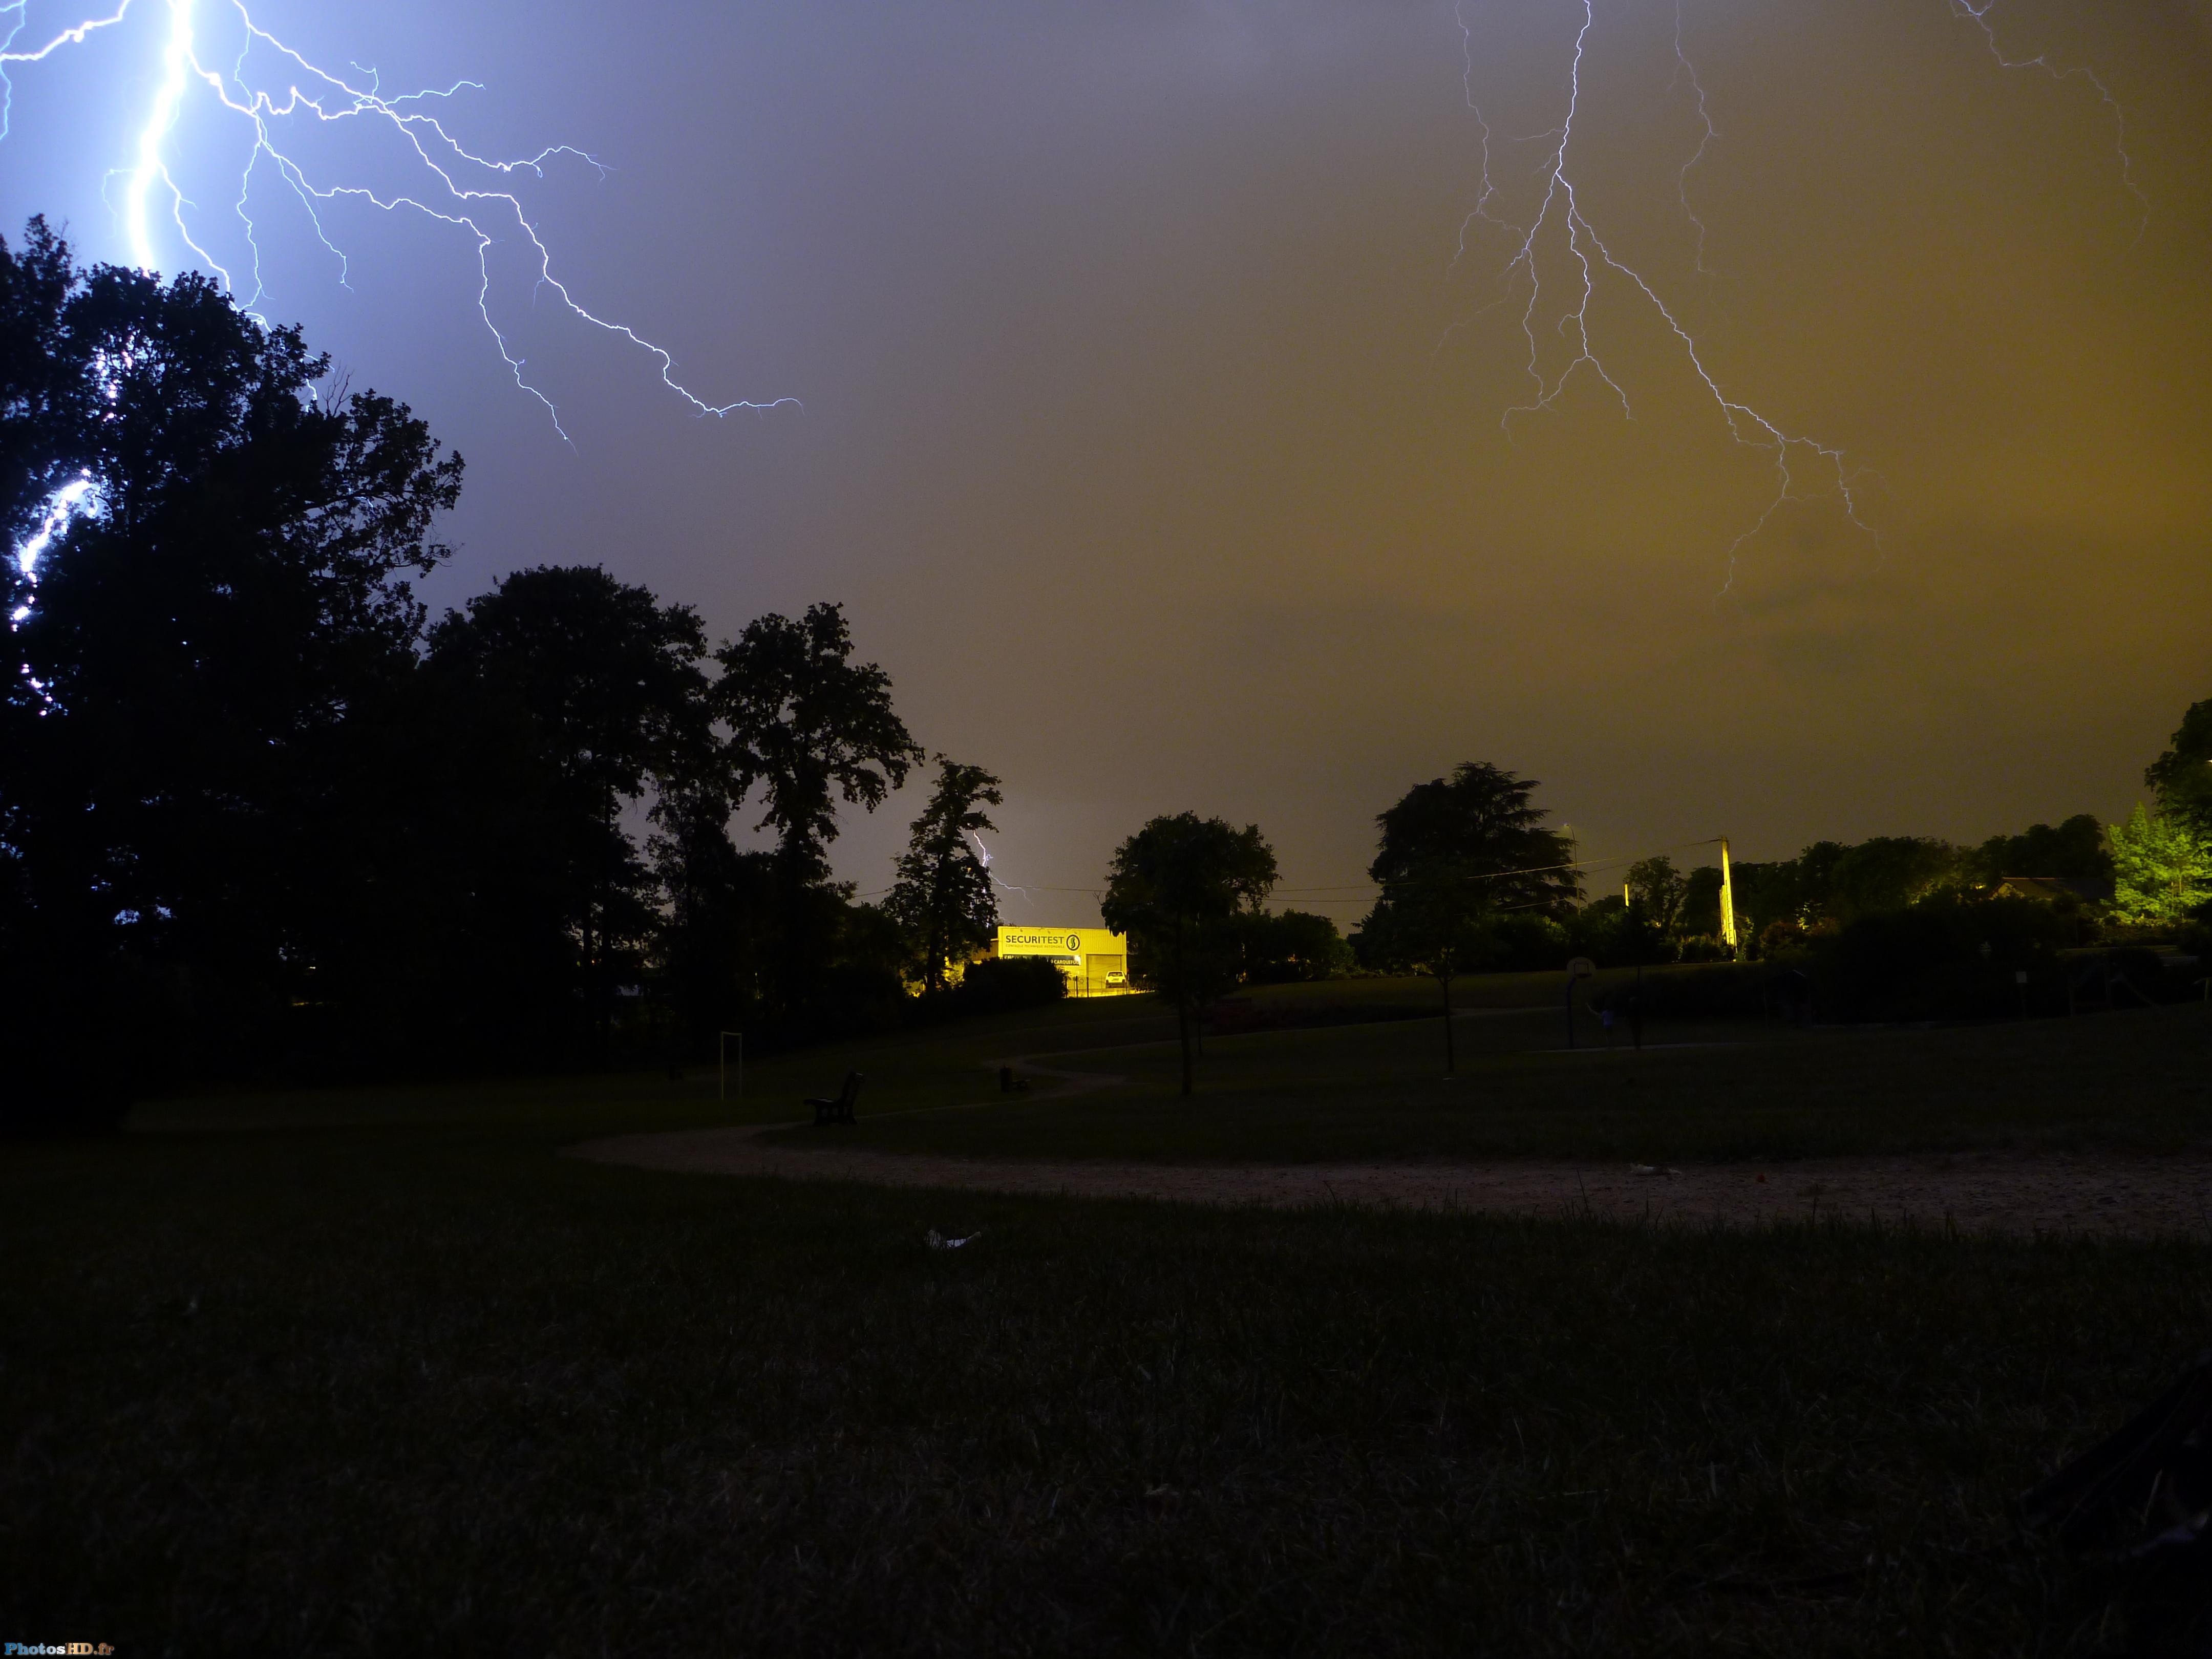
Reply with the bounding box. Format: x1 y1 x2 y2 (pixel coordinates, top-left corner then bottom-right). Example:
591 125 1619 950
1718 837 1739 956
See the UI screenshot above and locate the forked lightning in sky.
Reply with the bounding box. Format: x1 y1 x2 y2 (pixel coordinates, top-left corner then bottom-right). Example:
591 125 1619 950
966 831 1035 916
1949 0 2147 232
1451 0 2142 586
0 0 794 439
2 0 2145 554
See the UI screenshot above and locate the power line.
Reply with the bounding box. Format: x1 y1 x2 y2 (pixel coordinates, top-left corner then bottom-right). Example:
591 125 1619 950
854 840 1726 907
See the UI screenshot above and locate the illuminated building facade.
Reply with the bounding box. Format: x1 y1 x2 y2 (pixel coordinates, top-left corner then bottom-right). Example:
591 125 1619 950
995 927 1132 997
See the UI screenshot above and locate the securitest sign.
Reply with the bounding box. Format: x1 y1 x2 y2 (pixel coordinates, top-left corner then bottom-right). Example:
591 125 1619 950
996 926 1131 995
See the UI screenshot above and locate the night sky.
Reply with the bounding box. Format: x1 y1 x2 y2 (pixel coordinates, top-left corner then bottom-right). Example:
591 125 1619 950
6 1 2208 924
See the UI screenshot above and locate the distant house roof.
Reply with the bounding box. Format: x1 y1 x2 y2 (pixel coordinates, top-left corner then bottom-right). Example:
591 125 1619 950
1995 875 2115 905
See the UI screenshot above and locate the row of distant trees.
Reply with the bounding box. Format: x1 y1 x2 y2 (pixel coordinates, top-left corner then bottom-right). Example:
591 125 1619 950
0 221 1039 1122
1095 764 1581 1089
1097 712 2212 1084
1615 791 2210 959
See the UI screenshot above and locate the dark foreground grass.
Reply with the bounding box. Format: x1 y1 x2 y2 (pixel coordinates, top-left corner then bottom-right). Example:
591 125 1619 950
6 1101 2211 1655
124 993 1185 1136
803 1002 2212 1163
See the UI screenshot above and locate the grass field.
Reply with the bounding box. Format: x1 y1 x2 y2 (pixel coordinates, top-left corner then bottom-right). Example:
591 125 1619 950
751 981 2212 1164
7 985 2211 1653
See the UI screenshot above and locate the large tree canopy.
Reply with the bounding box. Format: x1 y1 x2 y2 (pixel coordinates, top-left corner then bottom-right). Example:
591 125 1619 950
1358 763 1579 1071
885 757 1003 996
430 566 709 810
2147 697 2212 834
2108 804 2212 925
713 602 923 882
429 566 711 1050
1101 812 1277 1096
1623 855 1689 936
1367 762 1581 911
0 217 91 556
2 221 464 1118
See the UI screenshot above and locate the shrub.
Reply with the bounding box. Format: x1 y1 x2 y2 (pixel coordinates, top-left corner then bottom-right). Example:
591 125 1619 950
1566 902 1675 967
1480 913 1571 973
1814 896 2076 1020
945 955 1069 1017
1241 910 1354 983
1599 962 1771 1019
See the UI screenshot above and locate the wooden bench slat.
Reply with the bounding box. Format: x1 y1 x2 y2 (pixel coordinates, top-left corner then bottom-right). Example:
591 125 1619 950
805 1070 863 1126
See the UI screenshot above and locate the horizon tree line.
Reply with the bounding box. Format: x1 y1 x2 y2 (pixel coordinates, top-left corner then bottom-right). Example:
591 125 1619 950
0 218 1019 1123
1100 713 2211 1085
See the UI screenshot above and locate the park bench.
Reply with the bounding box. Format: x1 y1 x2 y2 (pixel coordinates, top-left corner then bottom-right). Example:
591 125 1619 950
806 1070 863 1126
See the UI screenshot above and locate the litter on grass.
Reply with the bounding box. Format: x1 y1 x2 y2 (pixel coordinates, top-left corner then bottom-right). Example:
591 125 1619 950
1628 1164 1683 1178
927 1229 984 1250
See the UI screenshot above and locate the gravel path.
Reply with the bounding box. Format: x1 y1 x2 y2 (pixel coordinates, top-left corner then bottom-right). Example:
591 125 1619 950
565 1051 2212 1237
570 1128 2212 1238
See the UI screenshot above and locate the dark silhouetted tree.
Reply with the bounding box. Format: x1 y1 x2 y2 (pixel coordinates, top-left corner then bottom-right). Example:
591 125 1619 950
1101 814 1276 1096
712 602 922 1019
1240 909 1352 983
1358 763 1579 1073
429 565 709 1056
1968 814 2112 887
714 603 923 881
884 757 1003 995
1823 837 1963 923
649 772 775 1054
1624 855 1689 937
0 218 90 558
2 225 462 1120
2147 696 2212 835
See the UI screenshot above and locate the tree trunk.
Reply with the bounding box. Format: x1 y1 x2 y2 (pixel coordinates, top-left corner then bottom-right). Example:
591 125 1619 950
1171 920 1196 1096
1440 966 1455 1075
581 892 600 1066
595 792 616 1064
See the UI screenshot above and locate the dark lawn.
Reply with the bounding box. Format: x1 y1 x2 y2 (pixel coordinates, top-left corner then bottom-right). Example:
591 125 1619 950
769 1001 2212 1164
4 1078 2209 1654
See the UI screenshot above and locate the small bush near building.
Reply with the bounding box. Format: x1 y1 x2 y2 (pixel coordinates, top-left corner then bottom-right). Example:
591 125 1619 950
945 955 1069 1017
1241 910 1355 983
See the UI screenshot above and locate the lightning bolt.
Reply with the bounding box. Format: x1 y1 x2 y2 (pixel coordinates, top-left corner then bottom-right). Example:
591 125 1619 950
9 470 95 622
965 830 1033 913
1453 0 1874 593
1949 0 2149 238
1449 1 2142 591
1669 0 1716 277
1 0 796 440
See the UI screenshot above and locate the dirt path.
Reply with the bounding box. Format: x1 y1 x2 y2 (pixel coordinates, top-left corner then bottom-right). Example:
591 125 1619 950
570 1059 2212 1236
571 1131 2212 1236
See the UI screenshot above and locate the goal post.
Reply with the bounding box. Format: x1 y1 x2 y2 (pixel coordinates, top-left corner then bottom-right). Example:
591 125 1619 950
719 1030 743 1103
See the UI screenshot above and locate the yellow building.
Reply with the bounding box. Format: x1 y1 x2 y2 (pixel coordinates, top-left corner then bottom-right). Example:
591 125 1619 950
995 926 1132 997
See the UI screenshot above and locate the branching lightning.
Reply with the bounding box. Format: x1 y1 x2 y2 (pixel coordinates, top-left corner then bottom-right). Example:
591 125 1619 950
1453 0 1873 592
1669 1 1716 276
965 830 1034 915
1449 1 2142 590
1949 0 2148 237
0 0 796 441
